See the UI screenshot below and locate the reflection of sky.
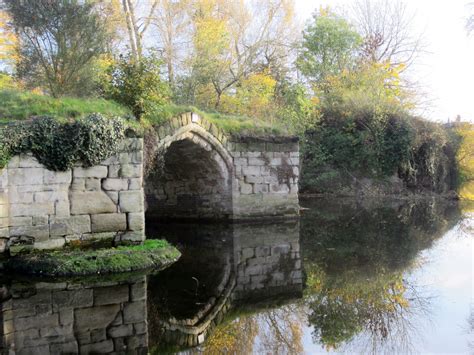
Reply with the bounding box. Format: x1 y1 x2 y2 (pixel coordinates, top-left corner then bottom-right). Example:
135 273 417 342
298 215 473 354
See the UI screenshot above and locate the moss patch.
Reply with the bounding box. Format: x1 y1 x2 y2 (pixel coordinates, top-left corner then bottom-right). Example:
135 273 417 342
6 240 181 277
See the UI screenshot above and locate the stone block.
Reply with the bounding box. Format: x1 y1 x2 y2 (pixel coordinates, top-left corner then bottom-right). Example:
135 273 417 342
106 191 119 204
0 238 7 252
85 178 101 190
43 170 72 184
50 341 78 354
234 158 248 166
73 166 108 178
34 190 68 203
74 304 120 331
0 217 8 228
118 231 145 242
94 284 129 305
70 178 85 191
9 225 49 240
242 166 261 176
91 213 127 233
108 165 120 178
119 191 143 213
128 178 142 190
32 215 48 226
9 187 34 203
53 289 93 308
254 184 269 194
9 216 32 227
248 157 266 166
70 191 116 215
127 212 144 231
102 178 129 191
0 204 7 218
80 340 114 354
10 202 55 217
18 154 43 168
34 238 65 250
239 182 253 195
120 164 142 178
50 215 91 236
107 324 133 338
245 175 264 184
55 200 71 217
123 300 146 324
14 313 59 331
131 282 146 301
8 168 43 185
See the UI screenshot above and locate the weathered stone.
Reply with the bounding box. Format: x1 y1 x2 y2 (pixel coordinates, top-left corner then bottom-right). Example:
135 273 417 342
34 190 68 203
131 282 146 301
74 304 120 331
108 165 120 178
70 191 116 215
43 170 72 184
0 238 7 252
91 213 127 233
50 215 91 236
118 231 145 242
53 289 93 308
32 215 48 226
128 178 142 190
8 168 43 185
73 166 108 178
0 204 7 218
10 203 54 217
9 216 32 227
127 212 144 231
94 284 129 305
107 324 134 338
9 225 49 240
102 178 129 191
34 238 65 250
123 300 146 324
119 191 143 212
80 340 114 354
120 164 142 178
85 178 101 190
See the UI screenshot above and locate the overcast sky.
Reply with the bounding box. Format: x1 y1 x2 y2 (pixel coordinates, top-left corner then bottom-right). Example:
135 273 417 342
294 0 474 123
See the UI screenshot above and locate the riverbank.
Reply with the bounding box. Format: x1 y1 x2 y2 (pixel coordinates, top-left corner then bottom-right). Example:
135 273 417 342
5 239 181 277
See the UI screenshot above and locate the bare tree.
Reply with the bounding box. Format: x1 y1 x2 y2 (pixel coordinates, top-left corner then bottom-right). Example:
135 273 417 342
351 0 425 70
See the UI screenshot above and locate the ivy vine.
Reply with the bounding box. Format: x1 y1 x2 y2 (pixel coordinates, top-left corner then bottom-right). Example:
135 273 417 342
0 114 127 171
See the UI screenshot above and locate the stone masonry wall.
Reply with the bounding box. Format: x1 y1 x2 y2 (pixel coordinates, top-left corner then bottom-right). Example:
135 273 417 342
0 277 148 354
232 221 303 301
229 138 300 220
0 138 145 253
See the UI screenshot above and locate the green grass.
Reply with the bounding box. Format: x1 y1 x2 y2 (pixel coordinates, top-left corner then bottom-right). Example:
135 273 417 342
145 104 289 136
0 89 289 136
7 239 181 277
0 89 130 122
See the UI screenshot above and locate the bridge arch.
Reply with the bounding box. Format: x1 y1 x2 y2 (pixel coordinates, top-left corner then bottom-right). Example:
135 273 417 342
145 113 235 221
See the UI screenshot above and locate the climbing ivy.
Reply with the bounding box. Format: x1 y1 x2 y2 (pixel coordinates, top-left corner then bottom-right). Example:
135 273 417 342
0 114 126 171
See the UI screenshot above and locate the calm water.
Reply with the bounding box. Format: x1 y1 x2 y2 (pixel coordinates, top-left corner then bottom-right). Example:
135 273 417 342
0 197 472 354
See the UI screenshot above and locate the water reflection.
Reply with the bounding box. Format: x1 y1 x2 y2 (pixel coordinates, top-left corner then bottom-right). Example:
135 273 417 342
0 197 468 354
0 275 148 354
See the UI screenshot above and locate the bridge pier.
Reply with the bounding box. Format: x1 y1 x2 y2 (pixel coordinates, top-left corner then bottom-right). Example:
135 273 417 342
145 113 300 222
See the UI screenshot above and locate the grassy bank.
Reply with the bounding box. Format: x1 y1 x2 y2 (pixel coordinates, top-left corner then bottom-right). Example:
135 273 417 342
6 239 181 277
0 89 130 122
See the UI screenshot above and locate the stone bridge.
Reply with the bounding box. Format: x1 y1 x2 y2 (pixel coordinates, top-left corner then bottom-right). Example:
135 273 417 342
0 112 299 252
145 112 300 222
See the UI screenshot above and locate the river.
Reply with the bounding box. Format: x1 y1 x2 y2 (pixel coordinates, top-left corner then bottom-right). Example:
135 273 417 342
0 197 472 354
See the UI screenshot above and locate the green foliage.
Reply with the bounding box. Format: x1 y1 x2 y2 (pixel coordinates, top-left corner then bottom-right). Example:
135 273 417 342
0 89 129 122
100 54 170 120
7 239 180 276
3 0 111 97
297 9 362 84
0 114 126 170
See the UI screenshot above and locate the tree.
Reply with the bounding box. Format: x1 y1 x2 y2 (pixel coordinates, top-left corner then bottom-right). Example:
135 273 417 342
151 0 191 86
297 8 362 85
0 9 17 71
351 0 424 70
2 0 111 97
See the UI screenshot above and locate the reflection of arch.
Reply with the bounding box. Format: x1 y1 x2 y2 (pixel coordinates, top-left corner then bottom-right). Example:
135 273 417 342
145 113 235 221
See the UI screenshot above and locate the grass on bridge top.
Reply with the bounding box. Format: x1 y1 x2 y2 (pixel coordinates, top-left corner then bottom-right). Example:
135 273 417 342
0 89 289 136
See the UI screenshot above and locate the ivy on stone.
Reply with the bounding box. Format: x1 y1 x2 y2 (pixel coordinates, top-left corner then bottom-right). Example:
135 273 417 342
0 114 126 171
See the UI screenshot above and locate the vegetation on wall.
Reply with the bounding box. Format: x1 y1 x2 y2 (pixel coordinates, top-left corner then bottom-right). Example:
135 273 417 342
0 114 127 170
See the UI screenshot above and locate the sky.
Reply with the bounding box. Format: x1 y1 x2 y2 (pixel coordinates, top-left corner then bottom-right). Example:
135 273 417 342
294 0 474 123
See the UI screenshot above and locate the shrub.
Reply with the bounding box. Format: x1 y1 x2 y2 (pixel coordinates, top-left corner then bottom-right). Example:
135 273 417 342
100 54 170 121
0 114 126 170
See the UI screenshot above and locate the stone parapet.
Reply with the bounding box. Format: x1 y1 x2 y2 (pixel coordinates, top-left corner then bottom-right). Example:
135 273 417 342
0 138 145 253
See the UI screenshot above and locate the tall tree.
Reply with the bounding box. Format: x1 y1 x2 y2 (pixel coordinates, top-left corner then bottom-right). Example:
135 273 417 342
0 9 18 71
2 0 111 97
351 0 424 69
297 8 362 85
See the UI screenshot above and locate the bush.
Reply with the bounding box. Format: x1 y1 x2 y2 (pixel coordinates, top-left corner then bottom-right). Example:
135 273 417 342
0 114 126 170
100 54 170 121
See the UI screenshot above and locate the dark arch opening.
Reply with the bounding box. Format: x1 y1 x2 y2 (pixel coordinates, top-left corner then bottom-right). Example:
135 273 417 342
145 137 233 222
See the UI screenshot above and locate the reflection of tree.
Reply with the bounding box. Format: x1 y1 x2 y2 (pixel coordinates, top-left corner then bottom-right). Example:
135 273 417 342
300 198 459 353
205 303 305 354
